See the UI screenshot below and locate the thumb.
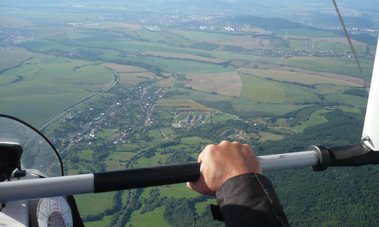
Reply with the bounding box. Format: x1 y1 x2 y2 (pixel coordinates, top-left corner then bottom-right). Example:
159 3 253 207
186 181 194 190
187 175 215 196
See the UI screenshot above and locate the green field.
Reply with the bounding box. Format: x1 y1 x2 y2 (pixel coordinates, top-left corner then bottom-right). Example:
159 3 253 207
159 184 199 199
260 56 374 80
172 30 234 42
0 56 113 127
180 136 212 146
239 73 319 104
293 109 329 132
195 198 216 215
85 215 113 227
75 192 117 217
152 58 232 73
232 101 306 116
1 2 376 226
239 73 286 103
134 153 169 167
315 41 366 52
104 152 136 171
315 84 351 95
277 28 341 38
129 206 170 227
211 112 237 123
0 47 34 72
324 94 367 107
135 29 192 46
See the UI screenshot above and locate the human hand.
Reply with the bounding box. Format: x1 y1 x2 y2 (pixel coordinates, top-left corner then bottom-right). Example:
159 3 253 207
187 141 262 196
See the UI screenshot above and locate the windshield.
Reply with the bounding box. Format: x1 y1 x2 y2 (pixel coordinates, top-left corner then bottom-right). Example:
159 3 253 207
0 0 378 226
0 115 63 177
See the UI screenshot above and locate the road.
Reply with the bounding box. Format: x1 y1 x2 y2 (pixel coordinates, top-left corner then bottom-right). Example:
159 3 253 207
39 72 119 132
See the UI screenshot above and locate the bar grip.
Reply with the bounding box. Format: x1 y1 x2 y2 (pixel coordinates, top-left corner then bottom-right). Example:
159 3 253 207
94 163 200 193
311 143 379 171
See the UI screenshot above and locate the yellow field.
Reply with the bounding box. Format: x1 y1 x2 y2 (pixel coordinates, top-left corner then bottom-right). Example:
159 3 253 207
185 71 242 97
238 67 366 87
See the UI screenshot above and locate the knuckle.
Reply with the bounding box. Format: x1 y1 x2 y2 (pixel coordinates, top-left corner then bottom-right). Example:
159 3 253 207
219 140 230 145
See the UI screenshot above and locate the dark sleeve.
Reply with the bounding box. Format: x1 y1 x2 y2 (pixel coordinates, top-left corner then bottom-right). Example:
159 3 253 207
213 173 289 227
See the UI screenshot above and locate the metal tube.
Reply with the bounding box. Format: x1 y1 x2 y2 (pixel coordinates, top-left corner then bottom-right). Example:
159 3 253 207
0 174 94 203
259 150 319 171
0 151 320 203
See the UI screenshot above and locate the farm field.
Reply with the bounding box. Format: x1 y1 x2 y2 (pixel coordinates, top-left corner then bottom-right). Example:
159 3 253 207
292 109 329 132
129 206 170 227
75 192 117 217
0 2 377 226
238 67 366 87
0 47 34 72
0 56 114 127
260 56 374 80
143 51 225 64
185 71 242 97
238 73 319 104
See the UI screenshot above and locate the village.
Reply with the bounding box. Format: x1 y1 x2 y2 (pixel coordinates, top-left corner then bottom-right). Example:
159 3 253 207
50 75 212 154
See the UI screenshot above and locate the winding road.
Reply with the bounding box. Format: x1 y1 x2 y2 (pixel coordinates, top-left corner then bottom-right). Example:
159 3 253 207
39 72 119 132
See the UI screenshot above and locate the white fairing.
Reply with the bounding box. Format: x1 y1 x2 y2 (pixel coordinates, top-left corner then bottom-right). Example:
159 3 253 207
362 36 379 151
0 201 29 227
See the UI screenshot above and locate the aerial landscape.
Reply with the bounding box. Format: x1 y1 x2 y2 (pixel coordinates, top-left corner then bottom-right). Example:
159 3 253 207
0 0 378 226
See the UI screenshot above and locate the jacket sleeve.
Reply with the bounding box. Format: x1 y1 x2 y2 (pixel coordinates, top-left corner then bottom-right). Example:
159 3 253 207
213 173 289 227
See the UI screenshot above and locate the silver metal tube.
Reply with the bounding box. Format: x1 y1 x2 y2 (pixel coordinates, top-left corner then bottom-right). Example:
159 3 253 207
259 150 319 171
0 151 320 203
0 174 94 203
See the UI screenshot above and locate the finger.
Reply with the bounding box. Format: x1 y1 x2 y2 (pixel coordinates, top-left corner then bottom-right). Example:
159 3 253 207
186 177 201 193
199 143 215 162
219 140 230 146
242 143 251 148
197 151 203 163
186 181 193 189
198 144 210 162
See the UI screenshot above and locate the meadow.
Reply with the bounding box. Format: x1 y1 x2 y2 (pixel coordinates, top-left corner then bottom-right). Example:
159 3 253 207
260 56 374 80
0 56 113 127
239 73 320 104
238 67 366 87
0 47 33 72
